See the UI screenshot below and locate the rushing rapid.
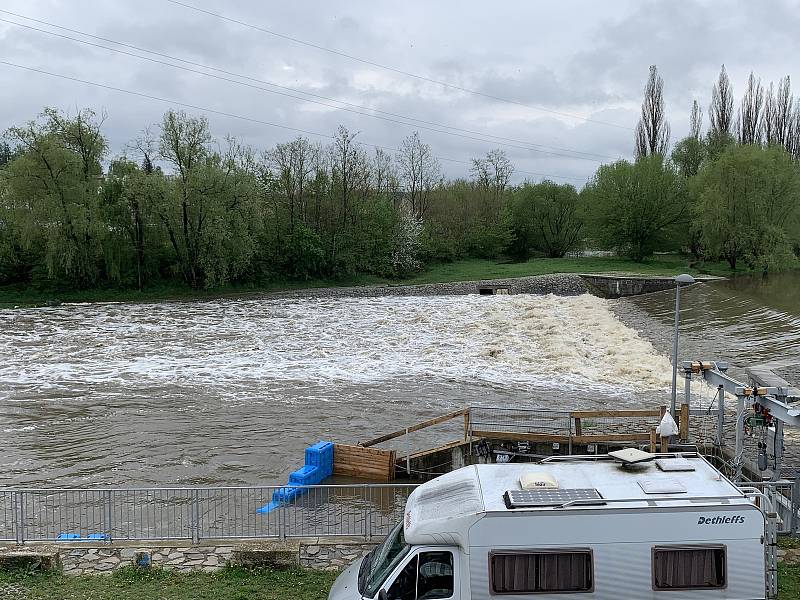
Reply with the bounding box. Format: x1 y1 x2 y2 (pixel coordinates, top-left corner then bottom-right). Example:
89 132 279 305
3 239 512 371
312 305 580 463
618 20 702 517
1 293 671 487
1 272 798 487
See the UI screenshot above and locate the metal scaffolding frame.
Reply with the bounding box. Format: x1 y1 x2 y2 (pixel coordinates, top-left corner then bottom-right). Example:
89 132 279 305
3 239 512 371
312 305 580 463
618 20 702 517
681 360 800 482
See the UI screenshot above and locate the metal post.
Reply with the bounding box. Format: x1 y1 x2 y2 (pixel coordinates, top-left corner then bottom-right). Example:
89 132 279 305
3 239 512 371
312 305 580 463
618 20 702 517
366 487 372 540
279 494 287 540
568 417 573 455
683 369 691 412
671 274 695 416
104 490 113 542
792 477 800 535
405 428 411 476
772 421 784 482
13 491 24 545
671 283 681 416
716 385 725 448
734 394 745 482
190 490 200 544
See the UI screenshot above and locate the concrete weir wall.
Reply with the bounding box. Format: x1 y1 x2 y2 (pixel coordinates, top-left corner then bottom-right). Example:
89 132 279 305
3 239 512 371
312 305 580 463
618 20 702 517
0 538 378 576
578 274 717 299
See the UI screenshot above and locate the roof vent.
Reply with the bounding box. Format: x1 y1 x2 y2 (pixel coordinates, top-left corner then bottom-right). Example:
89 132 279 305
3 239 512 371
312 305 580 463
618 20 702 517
638 478 687 494
656 458 696 472
520 472 559 491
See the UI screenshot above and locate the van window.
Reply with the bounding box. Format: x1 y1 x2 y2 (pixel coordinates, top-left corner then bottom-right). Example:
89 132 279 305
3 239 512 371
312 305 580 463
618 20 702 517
490 550 592 594
387 551 455 600
653 546 726 590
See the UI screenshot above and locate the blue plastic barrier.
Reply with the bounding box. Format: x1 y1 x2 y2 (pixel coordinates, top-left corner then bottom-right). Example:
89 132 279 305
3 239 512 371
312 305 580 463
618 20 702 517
257 440 333 514
305 441 334 479
57 532 110 541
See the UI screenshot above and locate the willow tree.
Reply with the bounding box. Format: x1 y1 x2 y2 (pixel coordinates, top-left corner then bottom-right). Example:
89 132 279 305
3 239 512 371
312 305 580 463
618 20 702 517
3 108 107 286
507 181 583 259
102 158 166 290
693 144 800 270
583 155 689 261
155 110 258 288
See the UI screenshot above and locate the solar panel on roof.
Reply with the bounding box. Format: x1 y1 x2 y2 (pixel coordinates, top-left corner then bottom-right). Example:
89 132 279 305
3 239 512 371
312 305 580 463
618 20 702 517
504 488 603 508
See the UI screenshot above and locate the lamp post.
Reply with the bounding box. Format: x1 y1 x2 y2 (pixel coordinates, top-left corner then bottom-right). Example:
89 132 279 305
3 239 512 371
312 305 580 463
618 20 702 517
671 273 695 416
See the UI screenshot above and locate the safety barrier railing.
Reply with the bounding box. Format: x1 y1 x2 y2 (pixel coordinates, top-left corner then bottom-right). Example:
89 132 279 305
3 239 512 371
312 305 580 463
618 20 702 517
360 405 671 458
739 480 800 535
0 484 417 544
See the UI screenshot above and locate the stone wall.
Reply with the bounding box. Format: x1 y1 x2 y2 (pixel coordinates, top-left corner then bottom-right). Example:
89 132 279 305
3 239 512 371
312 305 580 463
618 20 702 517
266 273 590 299
0 538 377 576
59 545 233 576
2 537 799 575
299 541 375 571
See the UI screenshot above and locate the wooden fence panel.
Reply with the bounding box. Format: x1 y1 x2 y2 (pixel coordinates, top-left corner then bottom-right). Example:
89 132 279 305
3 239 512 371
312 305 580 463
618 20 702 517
333 444 396 481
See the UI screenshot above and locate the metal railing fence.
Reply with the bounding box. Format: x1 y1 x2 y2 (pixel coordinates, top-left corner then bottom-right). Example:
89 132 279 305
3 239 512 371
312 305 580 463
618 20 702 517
468 406 572 436
739 479 800 535
0 484 416 544
2 479 797 545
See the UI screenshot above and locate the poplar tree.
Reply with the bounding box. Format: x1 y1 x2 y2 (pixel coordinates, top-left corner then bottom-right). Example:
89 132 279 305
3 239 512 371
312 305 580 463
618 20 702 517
634 65 670 159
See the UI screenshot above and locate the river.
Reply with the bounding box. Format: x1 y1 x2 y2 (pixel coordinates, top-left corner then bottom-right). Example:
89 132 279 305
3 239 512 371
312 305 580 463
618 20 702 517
1 272 798 487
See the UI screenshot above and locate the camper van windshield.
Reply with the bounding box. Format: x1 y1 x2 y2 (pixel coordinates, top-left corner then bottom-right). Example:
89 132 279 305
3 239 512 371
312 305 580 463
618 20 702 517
359 522 410 596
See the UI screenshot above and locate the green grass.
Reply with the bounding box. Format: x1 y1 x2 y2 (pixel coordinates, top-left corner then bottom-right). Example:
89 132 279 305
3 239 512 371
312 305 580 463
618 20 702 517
0 566 338 600
779 538 800 599
395 255 734 285
1 562 798 599
779 564 800 599
0 255 737 309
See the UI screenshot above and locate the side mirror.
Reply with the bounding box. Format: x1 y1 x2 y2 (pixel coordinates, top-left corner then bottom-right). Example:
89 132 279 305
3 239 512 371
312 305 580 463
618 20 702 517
378 590 389 600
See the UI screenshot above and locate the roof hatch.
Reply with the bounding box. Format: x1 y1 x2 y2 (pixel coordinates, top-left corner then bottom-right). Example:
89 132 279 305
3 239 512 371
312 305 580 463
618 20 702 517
638 478 687 494
656 457 696 472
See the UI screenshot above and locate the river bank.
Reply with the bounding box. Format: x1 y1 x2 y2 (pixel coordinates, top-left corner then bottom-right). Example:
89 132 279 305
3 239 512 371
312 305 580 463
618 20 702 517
0 255 734 308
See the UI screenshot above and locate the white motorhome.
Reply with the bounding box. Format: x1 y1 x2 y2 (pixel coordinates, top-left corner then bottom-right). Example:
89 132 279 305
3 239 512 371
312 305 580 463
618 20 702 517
329 453 775 600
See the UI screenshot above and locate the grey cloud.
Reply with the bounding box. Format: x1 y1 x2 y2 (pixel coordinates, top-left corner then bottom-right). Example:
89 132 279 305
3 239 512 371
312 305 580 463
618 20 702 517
2 0 800 184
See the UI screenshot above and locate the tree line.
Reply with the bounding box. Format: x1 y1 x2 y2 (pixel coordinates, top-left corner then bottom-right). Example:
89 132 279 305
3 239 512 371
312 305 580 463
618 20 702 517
1 64 799 292
600 64 800 269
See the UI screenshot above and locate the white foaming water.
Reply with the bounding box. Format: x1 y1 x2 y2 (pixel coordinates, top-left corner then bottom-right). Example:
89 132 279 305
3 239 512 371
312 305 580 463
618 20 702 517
0 293 672 400
0 293 679 486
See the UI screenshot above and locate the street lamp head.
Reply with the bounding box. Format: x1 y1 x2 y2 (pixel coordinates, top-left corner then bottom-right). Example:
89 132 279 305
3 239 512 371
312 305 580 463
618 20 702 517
675 273 695 285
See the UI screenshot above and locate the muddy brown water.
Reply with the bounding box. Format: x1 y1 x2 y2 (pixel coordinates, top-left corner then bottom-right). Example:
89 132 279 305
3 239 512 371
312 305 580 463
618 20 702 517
1 272 798 487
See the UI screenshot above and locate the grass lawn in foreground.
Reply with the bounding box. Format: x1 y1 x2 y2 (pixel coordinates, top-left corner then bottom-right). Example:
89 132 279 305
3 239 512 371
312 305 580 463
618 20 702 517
0 567 339 600
1 563 799 599
0 255 737 308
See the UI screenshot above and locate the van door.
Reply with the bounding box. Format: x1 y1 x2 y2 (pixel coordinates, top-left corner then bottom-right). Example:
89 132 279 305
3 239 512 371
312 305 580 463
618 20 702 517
379 546 460 600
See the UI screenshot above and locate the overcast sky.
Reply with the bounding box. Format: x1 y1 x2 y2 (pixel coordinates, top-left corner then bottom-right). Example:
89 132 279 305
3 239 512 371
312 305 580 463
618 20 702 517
2 0 800 185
